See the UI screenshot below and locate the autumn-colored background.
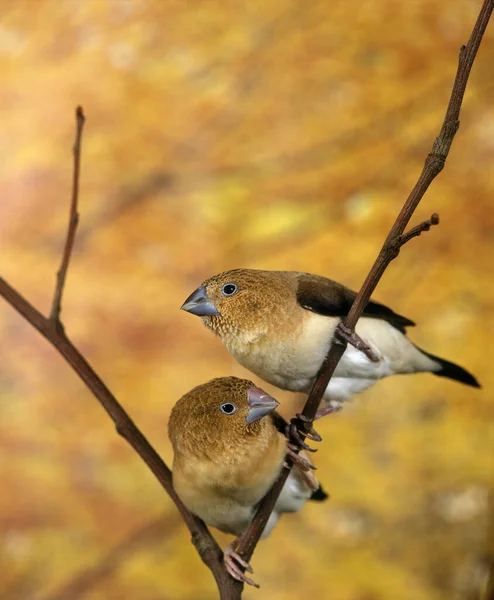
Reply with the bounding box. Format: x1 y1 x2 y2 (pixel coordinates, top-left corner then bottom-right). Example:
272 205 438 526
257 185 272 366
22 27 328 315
1 1 493 599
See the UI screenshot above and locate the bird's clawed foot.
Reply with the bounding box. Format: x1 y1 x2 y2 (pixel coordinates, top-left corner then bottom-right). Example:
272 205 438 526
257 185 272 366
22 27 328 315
286 443 316 471
223 541 259 588
285 413 322 453
335 322 380 362
314 403 342 420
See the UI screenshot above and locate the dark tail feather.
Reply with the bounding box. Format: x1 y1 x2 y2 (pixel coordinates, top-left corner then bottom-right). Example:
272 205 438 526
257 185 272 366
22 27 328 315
423 351 481 388
310 485 329 502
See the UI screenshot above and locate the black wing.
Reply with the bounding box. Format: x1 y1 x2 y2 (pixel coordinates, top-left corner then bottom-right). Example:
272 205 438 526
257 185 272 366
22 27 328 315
295 273 415 334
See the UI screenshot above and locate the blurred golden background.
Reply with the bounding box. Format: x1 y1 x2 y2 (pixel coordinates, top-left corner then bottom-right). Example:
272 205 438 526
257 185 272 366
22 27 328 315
0 1 493 599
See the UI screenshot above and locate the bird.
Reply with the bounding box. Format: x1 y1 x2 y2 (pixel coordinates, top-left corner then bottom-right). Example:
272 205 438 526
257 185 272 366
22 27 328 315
181 269 480 418
168 376 326 587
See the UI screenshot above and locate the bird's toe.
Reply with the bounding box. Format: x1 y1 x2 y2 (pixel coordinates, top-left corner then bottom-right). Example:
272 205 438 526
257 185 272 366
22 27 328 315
223 546 259 588
286 444 316 471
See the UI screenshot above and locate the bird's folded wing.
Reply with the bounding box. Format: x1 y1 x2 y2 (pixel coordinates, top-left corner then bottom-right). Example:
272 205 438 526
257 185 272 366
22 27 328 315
295 273 415 333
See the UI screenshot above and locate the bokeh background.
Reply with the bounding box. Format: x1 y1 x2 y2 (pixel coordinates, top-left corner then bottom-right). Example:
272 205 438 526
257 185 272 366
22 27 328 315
1 1 493 599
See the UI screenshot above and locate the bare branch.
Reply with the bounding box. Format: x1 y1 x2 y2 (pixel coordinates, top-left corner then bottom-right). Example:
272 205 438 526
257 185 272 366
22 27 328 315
236 0 493 570
50 106 85 322
0 277 230 584
0 107 239 598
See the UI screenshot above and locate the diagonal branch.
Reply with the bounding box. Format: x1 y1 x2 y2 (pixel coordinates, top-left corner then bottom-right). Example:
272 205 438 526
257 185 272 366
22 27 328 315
0 111 238 599
235 0 493 568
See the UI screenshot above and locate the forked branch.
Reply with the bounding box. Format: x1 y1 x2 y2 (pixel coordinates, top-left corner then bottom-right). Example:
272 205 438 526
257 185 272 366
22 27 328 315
0 109 238 599
50 106 85 323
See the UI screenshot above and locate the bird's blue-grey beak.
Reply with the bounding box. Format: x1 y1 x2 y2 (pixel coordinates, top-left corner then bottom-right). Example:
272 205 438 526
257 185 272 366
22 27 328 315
181 285 220 317
246 387 279 425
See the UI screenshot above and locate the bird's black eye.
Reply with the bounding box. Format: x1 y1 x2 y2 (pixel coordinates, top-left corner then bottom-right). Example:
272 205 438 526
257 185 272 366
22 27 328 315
221 282 238 297
220 402 237 415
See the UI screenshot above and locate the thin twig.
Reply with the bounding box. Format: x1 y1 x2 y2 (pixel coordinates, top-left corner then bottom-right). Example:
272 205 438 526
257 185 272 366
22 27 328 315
236 0 493 569
50 106 85 322
395 213 440 249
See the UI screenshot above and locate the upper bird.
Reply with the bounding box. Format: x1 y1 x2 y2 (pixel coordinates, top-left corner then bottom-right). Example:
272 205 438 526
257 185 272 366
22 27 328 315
168 376 326 587
181 269 480 418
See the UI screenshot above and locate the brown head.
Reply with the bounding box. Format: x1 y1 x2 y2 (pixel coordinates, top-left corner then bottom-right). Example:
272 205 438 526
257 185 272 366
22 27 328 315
168 376 281 462
180 269 298 343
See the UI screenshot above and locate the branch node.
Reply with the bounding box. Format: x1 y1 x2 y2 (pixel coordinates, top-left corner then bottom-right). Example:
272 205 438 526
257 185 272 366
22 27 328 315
46 317 65 336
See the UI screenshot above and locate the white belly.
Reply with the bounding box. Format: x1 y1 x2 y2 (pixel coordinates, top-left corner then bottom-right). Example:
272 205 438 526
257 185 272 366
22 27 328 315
174 466 309 538
230 313 437 404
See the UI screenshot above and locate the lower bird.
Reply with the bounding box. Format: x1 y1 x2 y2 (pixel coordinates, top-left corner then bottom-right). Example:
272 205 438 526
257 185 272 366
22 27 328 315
181 269 480 418
168 377 326 587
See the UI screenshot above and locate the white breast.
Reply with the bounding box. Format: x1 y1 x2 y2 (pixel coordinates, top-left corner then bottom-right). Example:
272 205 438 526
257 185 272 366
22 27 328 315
227 312 439 404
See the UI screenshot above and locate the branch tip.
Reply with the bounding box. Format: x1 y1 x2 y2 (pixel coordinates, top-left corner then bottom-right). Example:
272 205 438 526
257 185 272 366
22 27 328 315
396 212 441 249
76 105 85 122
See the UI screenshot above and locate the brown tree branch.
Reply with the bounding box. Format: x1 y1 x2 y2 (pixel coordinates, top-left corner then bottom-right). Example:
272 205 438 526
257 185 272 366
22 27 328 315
50 106 85 322
0 109 239 600
235 0 493 570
